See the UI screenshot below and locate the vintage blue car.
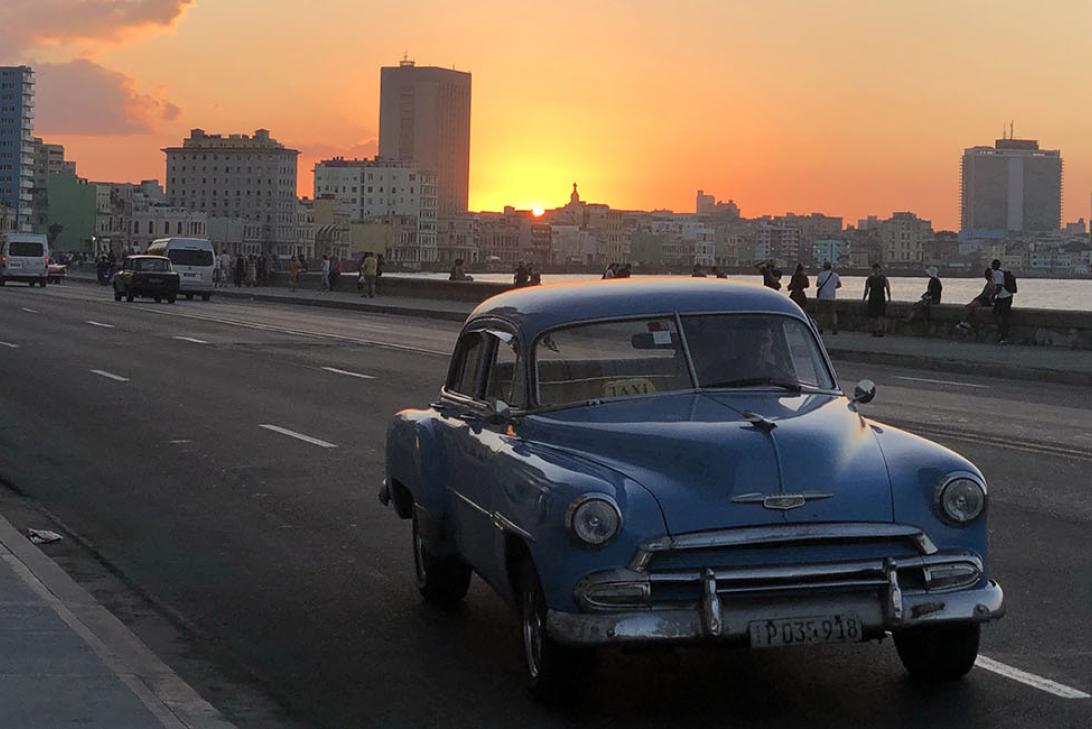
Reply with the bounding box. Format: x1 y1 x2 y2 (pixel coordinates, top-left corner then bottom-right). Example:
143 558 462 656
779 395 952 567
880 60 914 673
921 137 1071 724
381 279 1004 700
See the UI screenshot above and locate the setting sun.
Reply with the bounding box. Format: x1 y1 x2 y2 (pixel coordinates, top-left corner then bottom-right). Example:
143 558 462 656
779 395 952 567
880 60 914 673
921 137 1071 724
532 206 545 217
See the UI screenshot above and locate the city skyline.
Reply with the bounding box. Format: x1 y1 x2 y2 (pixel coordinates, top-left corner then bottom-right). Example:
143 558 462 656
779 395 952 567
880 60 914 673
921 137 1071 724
4 1 1092 228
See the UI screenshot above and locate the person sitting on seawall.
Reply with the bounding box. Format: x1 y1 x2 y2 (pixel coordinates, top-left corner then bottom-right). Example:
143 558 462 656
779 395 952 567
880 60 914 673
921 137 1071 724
956 268 997 331
756 260 782 290
907 266 942 322
448 258 474 282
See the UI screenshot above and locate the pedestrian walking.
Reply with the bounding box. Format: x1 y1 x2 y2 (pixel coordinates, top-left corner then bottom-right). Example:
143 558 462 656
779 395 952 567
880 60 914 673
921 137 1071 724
815 261 841 334
288 255 302 291
787 263 809 310
321 255 330 291
989 258 1016 344
360 251 378 298
513 261 530 287
233 255 245 287
246 255 257 287
256 254 267 287
375 253 384 295
863 263 892 337
529 263 541 285
330 256 342 292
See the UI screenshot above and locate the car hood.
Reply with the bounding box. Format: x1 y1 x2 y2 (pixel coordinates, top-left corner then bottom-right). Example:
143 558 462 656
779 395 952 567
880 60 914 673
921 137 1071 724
520 391 893 535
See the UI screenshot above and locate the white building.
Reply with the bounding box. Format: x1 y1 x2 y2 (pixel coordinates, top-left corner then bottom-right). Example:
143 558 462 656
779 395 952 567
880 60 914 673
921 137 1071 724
313 157 438 262
651 216 715 266
164 129 299 251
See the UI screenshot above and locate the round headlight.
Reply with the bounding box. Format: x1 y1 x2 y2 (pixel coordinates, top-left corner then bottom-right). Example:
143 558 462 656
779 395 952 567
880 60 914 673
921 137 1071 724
939 476 986 523
567 497 621 546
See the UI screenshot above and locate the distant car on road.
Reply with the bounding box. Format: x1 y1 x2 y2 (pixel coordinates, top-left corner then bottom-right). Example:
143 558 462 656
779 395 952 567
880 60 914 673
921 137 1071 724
0 233 50 287
380 278 1004 701
47 261 67 284
113 255 180 303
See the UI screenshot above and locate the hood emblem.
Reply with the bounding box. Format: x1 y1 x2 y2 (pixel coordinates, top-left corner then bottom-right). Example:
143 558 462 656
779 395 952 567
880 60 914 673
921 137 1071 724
732 492 834 511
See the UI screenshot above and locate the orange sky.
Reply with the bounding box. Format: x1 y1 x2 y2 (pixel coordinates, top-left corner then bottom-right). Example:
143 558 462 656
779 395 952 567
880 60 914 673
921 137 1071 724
12 0 1092 230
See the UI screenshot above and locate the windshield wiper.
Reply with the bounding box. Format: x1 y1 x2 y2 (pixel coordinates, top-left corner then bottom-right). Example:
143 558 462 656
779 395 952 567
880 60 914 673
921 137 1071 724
703 376 803 391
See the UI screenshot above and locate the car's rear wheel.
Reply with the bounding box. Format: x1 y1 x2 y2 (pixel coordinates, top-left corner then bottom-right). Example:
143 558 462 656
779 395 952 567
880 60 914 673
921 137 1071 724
39 278 47 287
154 296 162 303
518 558 596 703
114 288 122 301
201 293 211 302
894 623 980 681
167 295 176 304
412 513 470 608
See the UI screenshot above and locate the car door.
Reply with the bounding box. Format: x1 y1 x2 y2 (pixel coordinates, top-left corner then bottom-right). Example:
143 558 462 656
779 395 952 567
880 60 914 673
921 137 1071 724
438 329 499 578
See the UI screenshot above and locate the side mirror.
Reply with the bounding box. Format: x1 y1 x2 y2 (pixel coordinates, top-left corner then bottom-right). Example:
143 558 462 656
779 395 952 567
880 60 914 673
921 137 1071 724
490 399 512 425
851 379 876 405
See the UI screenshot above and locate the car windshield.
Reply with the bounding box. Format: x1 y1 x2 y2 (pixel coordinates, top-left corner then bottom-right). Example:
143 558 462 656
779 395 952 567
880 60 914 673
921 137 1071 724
533 313 834 407
133 258 171 272
535 317 693 407
681 314 835 390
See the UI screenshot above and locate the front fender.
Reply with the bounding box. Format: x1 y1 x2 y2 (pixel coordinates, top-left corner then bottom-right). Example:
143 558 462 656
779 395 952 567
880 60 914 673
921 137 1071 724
385 409 450 519
495 439 668 612
870 420 990 577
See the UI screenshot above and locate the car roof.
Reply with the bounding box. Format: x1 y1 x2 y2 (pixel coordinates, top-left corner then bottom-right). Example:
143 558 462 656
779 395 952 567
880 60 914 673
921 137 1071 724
467 277 807 337
126 254 171 260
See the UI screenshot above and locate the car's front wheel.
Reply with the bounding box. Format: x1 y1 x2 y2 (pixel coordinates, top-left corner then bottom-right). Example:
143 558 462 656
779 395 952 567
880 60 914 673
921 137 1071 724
114 287 122 302
412 513 470 608
518 558 596 703
894 623 980 681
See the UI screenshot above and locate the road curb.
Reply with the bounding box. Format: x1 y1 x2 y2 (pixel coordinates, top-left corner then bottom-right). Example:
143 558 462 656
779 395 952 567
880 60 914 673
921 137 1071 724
0 511 237 729
825 347 1092 387
66 273 469 322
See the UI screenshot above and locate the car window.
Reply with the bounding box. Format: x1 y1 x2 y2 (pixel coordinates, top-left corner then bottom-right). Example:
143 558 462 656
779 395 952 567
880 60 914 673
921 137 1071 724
483 335 525 407
9 241 43 257
134 258 171 272
681 314 835 389
535 318 692 407
448 332 488 399
167 249 213 267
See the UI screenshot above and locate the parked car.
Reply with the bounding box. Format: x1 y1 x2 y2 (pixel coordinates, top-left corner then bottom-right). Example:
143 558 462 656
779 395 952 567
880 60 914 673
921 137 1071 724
380 278 1004 701
113 255 180 303
0 233 50 287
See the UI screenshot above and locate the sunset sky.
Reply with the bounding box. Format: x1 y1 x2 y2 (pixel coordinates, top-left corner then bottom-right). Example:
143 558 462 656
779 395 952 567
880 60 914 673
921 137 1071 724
3 0 1091 230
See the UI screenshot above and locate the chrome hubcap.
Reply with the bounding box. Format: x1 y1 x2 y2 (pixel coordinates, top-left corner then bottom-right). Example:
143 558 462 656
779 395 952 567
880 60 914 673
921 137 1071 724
522 589 543 680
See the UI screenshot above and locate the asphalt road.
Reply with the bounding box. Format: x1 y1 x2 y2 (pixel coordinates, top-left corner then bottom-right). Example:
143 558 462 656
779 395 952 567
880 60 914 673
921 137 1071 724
1 283 1090 729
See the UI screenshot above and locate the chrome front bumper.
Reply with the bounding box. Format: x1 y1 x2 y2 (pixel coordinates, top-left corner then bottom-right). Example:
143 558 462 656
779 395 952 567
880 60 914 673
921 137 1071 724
547 522 1004 647
547 580 1004 645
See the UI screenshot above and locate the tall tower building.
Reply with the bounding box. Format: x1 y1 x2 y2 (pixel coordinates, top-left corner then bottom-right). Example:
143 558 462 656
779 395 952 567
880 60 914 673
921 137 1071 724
0 66 36 231
960 137 1062 234
378 59 471 215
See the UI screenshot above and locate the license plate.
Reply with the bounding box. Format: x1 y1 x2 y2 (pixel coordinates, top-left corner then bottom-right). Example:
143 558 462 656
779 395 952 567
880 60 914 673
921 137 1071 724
147 278 162 284
9 262 21 268
183 272 198 277
749 614 863 648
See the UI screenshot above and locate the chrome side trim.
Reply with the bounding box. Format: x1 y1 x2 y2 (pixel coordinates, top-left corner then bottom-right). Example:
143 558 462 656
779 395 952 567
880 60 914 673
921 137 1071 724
628 522 938 572
448 488 490 516
448 487 536 543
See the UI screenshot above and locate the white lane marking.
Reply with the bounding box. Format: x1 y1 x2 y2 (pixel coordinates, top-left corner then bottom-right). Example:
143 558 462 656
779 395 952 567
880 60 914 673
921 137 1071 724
20 307 38 313
132 306 449 356
172 336 209 344
90 369 129 382
167 439 191 444
321 366 375 380
86 320 115 329
258 424 337 449
976 655 1090 699
0 341 20 349
893 375 989 389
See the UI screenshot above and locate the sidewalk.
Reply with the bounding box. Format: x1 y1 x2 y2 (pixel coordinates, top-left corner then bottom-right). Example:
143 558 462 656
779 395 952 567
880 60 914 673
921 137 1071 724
0 512 235 729
67 274 1091 385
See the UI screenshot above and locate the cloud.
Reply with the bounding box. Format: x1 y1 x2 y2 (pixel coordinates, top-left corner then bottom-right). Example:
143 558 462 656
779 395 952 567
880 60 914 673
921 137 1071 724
0 0 194 57
35 59 182 135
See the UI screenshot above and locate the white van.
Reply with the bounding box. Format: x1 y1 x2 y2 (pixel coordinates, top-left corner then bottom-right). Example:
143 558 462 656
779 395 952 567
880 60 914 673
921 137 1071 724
0 233 50 287
146 237 215 300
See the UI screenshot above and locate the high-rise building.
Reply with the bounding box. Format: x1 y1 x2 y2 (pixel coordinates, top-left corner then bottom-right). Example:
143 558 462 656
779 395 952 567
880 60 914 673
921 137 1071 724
379 59 471 216
164 128 299 251
31 138 76 230
0 66 35 231
961 137 1062 234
